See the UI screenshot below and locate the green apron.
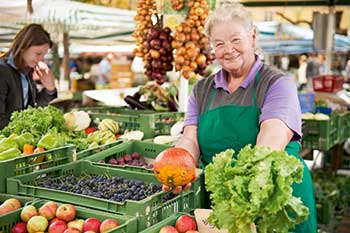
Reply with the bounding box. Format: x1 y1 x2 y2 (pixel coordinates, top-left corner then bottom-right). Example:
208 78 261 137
197 72 317 233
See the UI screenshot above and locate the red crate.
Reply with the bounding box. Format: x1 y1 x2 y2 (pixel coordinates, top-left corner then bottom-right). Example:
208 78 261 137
312 75 344 92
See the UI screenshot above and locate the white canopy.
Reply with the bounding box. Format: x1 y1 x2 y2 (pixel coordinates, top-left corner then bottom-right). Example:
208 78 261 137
0 0 136 47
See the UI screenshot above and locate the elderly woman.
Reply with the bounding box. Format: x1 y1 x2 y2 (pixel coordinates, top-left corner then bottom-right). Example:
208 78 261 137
160 2 317 232
0 24 57 129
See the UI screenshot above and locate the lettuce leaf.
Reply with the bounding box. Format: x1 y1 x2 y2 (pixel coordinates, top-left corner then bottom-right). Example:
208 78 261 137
205 145 309 233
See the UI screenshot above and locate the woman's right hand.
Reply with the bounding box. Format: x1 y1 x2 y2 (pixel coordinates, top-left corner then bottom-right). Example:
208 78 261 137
162 181 193 194
33 65 56 91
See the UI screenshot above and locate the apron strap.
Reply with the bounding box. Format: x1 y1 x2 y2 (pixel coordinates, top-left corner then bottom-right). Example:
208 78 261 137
252 69 261 107
205 88 217 112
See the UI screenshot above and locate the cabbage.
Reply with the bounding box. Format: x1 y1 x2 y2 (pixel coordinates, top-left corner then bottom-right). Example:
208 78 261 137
64 111 91 131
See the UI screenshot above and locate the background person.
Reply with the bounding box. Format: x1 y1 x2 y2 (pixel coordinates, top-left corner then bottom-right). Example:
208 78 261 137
306 53 319 91
157 2 317 232
345 54 350 83
0 24 57 130
297 55 308 90
96 53 115 89
318 53 327 75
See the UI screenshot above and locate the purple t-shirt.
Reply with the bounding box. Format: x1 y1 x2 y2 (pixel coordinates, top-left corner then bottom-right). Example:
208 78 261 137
184 58 302 140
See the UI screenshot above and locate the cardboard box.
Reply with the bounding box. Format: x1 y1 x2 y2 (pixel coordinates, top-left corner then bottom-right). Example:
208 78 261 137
194 209 257 233
194 209 228 233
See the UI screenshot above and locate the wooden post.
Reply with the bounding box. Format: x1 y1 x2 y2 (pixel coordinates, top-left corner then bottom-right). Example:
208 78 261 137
51 42 60 81
331 143 344 171
27 0 33 14
325 6 335 74
63 31 70 87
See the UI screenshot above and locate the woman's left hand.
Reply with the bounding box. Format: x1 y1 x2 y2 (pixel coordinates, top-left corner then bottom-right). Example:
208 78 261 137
33 64 56 91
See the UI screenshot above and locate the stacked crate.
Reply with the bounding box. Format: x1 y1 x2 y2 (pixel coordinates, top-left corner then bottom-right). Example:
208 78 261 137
109 58 134 88
302 114 338 151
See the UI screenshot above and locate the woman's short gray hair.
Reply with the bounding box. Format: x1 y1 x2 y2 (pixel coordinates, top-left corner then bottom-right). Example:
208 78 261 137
204 1 254 38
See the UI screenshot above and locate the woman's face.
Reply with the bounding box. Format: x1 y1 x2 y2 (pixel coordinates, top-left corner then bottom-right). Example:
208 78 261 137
210 20 256 77
22 44 50 68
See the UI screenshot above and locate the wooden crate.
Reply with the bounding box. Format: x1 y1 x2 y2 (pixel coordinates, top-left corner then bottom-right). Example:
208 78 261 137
109 78 133 88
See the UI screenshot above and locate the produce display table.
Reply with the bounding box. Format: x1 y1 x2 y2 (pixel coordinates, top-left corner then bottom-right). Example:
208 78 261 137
83 88 139 107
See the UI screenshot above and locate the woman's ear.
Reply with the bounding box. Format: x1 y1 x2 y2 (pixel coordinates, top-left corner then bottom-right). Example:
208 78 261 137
251 26 257 48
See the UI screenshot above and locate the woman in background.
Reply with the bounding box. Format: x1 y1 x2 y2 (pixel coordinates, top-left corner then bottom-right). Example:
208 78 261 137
0 24 57 129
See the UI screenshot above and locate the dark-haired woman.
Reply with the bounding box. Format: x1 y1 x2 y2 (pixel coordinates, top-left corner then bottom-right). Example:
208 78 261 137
0 24 57 129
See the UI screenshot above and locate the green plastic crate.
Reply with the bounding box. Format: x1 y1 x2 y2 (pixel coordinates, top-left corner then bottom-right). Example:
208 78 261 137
74 106 155 115
83 140 206 210
83 107 184 139
336 112 349 143
316 201 334 225
0 193 36 220
0 193 35 207
83 140 170 172
140 212 194 233
0 199 137 233
0 144 75 193
338 112 350 143
76 139 124 160
6 160 196 231
302 115 338 150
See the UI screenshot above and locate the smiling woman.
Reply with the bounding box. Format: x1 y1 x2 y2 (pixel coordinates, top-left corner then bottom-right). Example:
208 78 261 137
0 24 57 130
154 1 317 233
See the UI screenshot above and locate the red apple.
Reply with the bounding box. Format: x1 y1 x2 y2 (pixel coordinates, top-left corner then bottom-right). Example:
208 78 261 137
84 231 96 233
11 222 27 233
39 201 58 220
48 220 67 233
20 205 38 222
82 218 101 233
99 219 119 233
67 219 84 232
159 226 179 233
50 218 60 225
63 228 80 233
56 204 76 222
4 198 22 209
26 216 48 233
175 215 196 233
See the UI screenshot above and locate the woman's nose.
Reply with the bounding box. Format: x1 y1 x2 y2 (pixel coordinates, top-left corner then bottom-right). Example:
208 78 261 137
223 42 235 53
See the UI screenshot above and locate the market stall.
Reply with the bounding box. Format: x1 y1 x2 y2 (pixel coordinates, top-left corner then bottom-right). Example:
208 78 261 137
0 0 350 233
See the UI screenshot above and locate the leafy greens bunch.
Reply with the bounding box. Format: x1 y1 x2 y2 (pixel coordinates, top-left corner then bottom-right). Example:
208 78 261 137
205 145 309 233
1 106 89 150
2 106 66 139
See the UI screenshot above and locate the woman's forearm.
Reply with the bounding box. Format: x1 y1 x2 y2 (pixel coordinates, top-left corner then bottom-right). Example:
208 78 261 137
256 118 293 151
176 125 200 164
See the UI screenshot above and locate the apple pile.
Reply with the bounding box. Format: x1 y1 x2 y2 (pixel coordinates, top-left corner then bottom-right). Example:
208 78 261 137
172 0 213 79
159 214 197 233
11 202 120 233
0 198 22 215
133 0 157 60
99 152 153 170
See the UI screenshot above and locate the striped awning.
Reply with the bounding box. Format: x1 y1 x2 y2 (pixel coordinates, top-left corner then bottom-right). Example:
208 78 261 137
0 0 136 48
